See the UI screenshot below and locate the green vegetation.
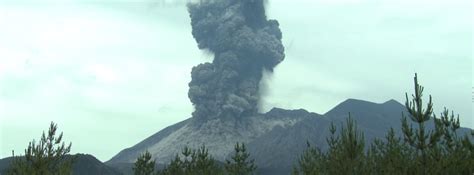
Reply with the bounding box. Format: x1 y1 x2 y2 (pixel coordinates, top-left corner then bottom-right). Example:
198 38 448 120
292 115 368 175
133 150 156 175
133 142 257 175
7 122 75 175
158 145 222 175
225 142 257 175
293 74 474 175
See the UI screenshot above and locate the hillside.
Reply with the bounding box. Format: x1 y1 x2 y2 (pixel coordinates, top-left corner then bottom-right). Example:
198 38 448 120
107 98 473 175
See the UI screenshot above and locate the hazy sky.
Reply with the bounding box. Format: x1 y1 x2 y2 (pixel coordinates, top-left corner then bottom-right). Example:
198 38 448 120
0 0 472 161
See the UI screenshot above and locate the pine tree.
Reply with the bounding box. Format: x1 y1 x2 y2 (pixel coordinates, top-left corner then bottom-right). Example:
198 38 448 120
400 73 474 174
401 73 443 174
293 114 366 175
292 73 473 175
133 150 156 175
291 142 324 175
431 108 473 174
159 155 183 175
369 128 412 175
225 142 257 175
183 146 197 175
327 115 366 175
159 145 223 175
7 122 74 175
192 145 222 175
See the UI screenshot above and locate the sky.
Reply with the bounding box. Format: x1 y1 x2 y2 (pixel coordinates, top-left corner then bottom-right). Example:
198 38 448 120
0 0 472 161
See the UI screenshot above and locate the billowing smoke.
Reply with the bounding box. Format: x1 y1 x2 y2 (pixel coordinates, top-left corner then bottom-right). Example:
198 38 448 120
187 0 284 121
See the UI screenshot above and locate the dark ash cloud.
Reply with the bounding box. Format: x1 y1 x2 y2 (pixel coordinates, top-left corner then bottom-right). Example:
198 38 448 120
187 0 285 121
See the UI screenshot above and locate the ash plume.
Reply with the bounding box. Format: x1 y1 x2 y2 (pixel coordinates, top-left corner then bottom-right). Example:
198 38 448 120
187 0 285 121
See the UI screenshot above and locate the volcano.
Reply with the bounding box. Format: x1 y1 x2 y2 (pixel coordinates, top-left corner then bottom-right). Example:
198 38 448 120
105 1 471 174
106 99 472 174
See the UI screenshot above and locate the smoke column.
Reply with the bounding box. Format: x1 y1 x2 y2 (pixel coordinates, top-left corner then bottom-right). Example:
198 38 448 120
187 0 285 121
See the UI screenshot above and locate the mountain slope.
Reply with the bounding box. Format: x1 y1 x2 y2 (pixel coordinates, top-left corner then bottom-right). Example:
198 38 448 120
107 98 473 175
325 98 407 131
107 118 190 166
251 99 472 175
107 109 309 166
247 112 330 175
247 99 406 175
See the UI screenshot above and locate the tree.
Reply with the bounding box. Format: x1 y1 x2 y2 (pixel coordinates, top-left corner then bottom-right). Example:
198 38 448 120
159 145 223 175
291 142 324 175
7 122 74 175
133 150 156 175
192 145 222 175
293 74 474 175
380 73 473 174
293 115 367 175
225 142 257 175
326 115 367 175
368 128 412 175
430 108 473 174
401 73 442 174
399 73 474 174
159 155 183 175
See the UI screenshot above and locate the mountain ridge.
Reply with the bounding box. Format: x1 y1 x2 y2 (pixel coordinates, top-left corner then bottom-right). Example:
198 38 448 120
1 98 470 175
106 98 472 175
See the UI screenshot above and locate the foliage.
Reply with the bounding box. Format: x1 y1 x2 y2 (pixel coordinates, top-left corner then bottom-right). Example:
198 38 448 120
291 142 325 175
159 145 223 175
368 128 413 174
293 74 474 175
7 122 74 175
292 115 367 175
225 142 257 175
133 150 156 175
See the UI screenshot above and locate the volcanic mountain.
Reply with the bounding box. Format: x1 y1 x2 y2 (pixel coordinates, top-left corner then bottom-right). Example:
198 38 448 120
106 99 472 174
105 0 473 174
